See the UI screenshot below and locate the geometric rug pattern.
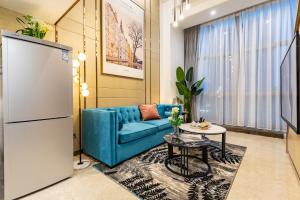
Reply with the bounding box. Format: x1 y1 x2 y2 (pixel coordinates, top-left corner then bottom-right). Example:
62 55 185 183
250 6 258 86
94 140 246 200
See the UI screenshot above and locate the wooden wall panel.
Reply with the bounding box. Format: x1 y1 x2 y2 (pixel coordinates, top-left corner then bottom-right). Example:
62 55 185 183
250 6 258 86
145 0 151 104
56 0 85 151
150 0 160 104
97 0 146 108
56 0 160 151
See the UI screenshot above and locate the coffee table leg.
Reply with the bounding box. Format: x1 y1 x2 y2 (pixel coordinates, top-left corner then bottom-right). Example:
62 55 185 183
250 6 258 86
168 144 173 158
222 132 226 158
202 147 208 163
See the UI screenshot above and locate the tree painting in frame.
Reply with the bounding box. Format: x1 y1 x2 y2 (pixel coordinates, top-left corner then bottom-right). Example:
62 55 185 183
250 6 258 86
103 0 144 79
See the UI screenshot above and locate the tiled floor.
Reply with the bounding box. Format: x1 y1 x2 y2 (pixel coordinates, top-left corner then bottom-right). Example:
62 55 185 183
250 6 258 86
21 132 300 200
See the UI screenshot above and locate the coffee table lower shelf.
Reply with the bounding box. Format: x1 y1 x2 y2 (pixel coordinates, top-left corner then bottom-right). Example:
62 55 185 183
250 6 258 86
164 141 211 178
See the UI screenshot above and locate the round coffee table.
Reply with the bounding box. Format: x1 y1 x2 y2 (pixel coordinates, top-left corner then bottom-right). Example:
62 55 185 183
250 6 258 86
163 134 211 178
179 123 227 158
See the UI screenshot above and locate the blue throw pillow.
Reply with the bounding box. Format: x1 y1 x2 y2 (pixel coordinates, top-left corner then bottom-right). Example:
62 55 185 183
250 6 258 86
156 105 165 118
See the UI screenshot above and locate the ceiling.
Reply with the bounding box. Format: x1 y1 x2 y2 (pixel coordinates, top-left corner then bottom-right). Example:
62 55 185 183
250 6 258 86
0 0 77 24
0 0 273 27
178 0 270 29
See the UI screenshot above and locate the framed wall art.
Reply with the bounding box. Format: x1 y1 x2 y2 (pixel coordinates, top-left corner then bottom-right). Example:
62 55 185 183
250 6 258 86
102 0 144 79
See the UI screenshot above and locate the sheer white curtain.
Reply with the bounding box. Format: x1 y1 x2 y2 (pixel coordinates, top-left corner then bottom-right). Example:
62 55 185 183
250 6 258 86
196 16 239 124
196 0 297 131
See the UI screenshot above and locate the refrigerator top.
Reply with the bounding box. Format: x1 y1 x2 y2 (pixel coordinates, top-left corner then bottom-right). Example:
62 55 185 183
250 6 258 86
1 30 72 51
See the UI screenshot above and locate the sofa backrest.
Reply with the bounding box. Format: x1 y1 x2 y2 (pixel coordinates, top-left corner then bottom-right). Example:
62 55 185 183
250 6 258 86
83 104 182 125
114 106 141 124
158 104 182 118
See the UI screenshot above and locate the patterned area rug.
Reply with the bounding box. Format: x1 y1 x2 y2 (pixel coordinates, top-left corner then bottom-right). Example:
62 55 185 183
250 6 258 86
94 140 246 200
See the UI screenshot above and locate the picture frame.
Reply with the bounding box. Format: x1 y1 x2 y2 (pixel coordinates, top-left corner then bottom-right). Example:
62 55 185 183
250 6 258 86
102 0 145 79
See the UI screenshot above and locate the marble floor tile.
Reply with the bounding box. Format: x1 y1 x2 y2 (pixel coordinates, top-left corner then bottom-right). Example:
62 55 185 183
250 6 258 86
20 132 300 200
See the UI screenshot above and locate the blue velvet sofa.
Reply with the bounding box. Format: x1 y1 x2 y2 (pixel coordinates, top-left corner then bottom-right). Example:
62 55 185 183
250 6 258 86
82 104 181 167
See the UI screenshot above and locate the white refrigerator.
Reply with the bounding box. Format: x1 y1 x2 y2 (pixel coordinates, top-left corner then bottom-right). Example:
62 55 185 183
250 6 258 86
0 31 73 200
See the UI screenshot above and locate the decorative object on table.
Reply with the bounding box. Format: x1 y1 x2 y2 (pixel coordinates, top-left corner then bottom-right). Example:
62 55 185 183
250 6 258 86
172 97 186 122
16 15 52 39
199 121 210 130
190 120 211 130
175 66 205 122
191 121 197 127
94 141 246 200
72 52 91 170
168 107 183 137
199 116 206 123
102 0 144 79
180 123 227 158
139 104 161 120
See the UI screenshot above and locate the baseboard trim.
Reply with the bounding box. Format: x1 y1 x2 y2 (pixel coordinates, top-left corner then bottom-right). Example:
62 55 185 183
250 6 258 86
73 150 81 156
222 125 285 139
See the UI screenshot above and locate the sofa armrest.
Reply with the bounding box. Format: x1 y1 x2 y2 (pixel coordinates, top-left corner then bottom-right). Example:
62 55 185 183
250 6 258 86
82 109 118 167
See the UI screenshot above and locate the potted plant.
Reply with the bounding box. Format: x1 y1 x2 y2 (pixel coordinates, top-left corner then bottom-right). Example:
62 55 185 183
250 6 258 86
16 15 52 39
168 107 183 137
176 66 205 122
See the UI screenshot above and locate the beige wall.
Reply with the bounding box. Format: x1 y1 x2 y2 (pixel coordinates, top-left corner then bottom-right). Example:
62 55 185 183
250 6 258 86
0 7 55 42
56 0 160 151
160 0 183 104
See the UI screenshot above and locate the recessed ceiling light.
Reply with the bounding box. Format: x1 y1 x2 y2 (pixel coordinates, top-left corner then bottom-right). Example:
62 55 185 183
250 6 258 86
210 10 216 16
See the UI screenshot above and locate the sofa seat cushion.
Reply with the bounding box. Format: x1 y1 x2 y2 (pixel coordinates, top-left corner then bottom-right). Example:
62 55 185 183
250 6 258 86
118 122 158 144
142 118 172 131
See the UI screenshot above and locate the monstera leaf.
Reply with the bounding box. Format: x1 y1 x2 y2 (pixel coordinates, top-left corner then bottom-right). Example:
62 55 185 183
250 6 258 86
194 88 204 96
191 77 205 95
176 82 190 98
176 67 185 82
185 67 194 83
175 66 205 122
